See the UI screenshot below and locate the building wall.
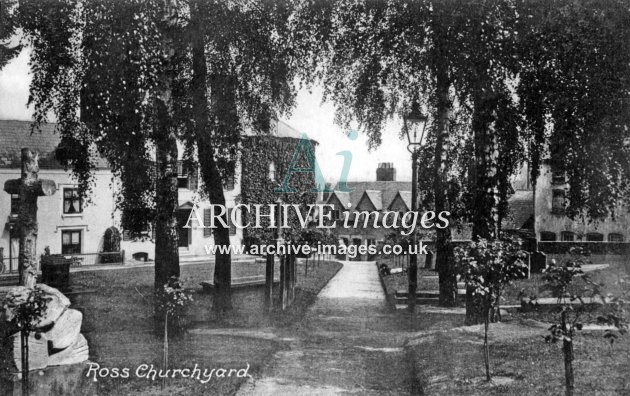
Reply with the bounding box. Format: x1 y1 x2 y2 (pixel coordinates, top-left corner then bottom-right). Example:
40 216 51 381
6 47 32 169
0 168 117 264
119 164 244 260
1 166 245 267
534 165 630 242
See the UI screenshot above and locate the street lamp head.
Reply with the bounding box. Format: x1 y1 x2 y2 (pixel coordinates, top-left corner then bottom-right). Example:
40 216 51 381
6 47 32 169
404 102 428 151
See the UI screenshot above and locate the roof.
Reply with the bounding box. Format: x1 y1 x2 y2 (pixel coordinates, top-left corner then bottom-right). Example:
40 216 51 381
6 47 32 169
388 191 411 211
325 181 412 212
0 120 60 168
502 190 534 230
244 119 317 144
329 191 352 209
362 190 383 211
0 119 109 169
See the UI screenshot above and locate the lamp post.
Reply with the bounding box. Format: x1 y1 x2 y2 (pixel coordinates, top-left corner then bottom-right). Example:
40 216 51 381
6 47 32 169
404 102 428 319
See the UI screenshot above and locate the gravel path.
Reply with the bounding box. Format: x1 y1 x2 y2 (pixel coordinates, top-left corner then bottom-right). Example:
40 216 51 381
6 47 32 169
237 261 416 395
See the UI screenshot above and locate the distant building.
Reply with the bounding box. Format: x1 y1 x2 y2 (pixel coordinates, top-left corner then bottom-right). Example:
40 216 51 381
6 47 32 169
534 164 629 243
320 159 628 260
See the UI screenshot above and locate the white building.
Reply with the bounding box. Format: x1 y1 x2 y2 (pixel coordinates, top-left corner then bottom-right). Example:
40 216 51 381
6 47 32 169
0 119 308 274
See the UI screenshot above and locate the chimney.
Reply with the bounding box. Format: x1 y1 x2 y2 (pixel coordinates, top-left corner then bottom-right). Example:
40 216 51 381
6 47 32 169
376 162 396 181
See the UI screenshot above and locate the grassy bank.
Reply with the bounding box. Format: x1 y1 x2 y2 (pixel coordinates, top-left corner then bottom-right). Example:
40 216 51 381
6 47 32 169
409 321 630 395
1 259 343 395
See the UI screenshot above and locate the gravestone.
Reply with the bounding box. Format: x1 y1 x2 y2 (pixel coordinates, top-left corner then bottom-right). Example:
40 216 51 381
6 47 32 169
3 148 57 288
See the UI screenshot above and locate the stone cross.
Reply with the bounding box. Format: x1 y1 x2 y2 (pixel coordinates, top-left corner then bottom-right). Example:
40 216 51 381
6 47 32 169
4 148 57 288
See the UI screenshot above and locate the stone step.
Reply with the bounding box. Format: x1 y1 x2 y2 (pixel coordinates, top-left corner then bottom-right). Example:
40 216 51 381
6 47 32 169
394 296 440 305
200 274 280 291
395 288 466 298
0 274 19 287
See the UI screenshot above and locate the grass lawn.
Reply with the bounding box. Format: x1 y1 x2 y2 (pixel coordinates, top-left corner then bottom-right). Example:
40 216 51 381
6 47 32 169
410 322 630 395
503 262 630 305
1 259 342 395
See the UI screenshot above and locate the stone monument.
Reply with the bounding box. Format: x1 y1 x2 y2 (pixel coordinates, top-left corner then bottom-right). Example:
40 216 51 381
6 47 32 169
3 283 89 371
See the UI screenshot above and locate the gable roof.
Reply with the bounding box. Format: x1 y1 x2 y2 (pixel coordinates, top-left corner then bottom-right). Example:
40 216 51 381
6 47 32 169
388 191 411 211
324 181 412 212
327 191 351 210
361 190 383 211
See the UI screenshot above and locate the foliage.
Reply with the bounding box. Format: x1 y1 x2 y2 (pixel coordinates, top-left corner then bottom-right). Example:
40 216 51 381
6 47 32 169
0 0 21 68
541 248 589 303
455 236 529 309
294 229 338 248
103 226 121 253
3 287 48 333
516 0 630 220
542 249 627 396
240 136 318 246
155 277 193 336
455 236 528 380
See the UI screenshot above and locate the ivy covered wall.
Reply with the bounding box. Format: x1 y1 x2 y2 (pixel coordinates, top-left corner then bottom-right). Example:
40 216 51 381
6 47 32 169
240 135 319 246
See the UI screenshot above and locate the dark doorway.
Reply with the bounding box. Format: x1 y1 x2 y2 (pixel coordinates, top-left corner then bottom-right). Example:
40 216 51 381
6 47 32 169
177 209 192 248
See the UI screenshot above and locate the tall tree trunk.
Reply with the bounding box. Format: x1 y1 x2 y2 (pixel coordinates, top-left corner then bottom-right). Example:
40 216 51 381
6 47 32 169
467 88 500 325
154 0 180 291
562 310 575 396
471 90 499 240
191 1 232 312
483 298 492 381
433 52 457 307
17 149 40 289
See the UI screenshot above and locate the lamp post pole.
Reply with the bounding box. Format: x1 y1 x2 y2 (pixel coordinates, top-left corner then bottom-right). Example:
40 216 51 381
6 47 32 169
408 149 419 317
404 100 427 323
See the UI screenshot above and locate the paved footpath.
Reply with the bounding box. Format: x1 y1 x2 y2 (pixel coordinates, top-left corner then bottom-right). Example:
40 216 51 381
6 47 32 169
237 261 416 396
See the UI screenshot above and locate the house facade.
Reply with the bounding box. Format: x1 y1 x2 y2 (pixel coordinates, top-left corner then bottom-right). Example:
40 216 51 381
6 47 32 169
0 119 310 274
321 160 628 259
534 164 629 243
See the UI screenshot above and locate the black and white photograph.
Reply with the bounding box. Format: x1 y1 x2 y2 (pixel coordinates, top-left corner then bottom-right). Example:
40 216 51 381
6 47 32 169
0 0 629 394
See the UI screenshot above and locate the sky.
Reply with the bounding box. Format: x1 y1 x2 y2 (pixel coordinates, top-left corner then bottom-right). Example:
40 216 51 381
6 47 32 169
0 48 414 183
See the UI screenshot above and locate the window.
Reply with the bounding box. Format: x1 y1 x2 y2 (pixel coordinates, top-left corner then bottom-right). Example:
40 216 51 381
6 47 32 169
63 188 83 214
228 208 237 236
586 232 604 242
608 233 624 242
223 174 235 191
561 231 575 242
331 209 341 221
177 161 199 190
177 161 189 189
552 169 566 185
203 208 212 237
10 194 19 215
551 189 566 214
540 231 557 241
61 230 82 254
269 161 276 181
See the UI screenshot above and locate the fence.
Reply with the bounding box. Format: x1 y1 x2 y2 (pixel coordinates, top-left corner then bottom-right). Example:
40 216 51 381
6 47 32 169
0 251 125 275
57 251 125 268
0 257 18 275
538 241 630 255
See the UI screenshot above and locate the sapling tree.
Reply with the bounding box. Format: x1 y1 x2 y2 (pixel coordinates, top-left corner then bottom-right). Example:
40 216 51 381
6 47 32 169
542 251 627 396
454 236 528 381
3 287 48 396
155 276 193 391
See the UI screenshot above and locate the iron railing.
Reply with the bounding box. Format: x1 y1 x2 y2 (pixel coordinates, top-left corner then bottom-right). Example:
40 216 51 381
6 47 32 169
0 251 126 275
0 257 18 275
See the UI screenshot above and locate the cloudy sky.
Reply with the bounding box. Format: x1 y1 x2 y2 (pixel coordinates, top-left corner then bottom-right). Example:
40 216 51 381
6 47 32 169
0 48 413 183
